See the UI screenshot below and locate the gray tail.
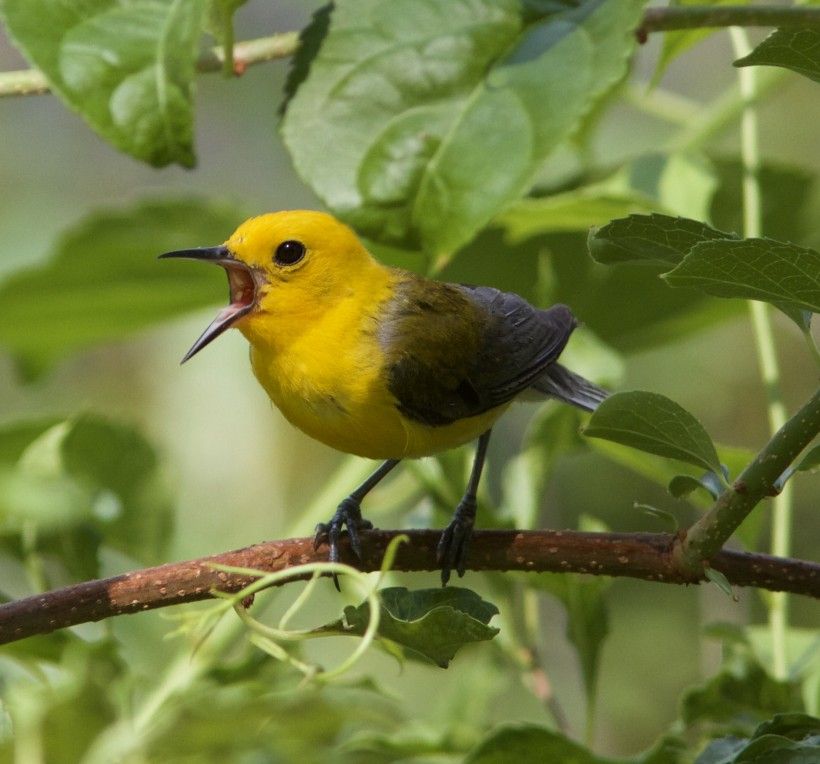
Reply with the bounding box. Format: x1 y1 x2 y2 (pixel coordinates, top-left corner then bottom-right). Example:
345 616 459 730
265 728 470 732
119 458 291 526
531 363 609 413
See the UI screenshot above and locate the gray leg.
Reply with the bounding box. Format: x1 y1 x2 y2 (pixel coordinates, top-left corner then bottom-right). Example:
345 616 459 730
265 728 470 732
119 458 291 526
315 459 400 564
436 430 492 585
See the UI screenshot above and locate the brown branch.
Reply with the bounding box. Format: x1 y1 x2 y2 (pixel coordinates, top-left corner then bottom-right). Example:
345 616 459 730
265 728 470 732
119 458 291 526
0 530 816 645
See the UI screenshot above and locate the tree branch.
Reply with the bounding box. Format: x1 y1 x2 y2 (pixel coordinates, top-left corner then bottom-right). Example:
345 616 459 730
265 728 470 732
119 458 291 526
677 387 820 572
0 529 816 645
4 6 820 98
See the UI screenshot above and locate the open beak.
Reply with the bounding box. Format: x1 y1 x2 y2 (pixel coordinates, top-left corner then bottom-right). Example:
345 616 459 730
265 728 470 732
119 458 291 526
159 245 258 363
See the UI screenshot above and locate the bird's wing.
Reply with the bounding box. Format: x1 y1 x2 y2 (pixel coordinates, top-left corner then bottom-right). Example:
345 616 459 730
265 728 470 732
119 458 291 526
379 277 578 426
457 285 577 406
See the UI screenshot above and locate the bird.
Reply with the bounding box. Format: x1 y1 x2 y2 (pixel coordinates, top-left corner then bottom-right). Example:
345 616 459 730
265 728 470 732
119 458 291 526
160 211 608 584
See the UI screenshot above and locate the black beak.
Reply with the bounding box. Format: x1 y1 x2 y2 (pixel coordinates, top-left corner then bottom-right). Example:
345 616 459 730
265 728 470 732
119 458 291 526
159 245 257 363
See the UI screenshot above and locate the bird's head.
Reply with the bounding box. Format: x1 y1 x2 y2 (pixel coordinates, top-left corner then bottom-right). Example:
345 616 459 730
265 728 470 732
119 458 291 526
160 210 375 362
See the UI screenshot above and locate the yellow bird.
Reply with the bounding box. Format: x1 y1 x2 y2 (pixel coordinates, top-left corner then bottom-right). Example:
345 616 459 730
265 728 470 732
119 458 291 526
161 211 607 583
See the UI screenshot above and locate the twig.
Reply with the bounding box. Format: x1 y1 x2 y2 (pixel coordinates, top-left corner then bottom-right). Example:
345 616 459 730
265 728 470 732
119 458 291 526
0 32 300 98
0 529 816 645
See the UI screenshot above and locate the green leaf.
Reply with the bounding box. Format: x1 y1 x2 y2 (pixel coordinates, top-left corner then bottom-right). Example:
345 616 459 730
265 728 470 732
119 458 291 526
662 238 820 318
588 213 736 266
0 199 244 378
316 587 499 668
526 572 610 704
282 0 645 258
584 391 722 474
705 567 734 600
465 724 606 764
0 0 205 167
735 28 820 84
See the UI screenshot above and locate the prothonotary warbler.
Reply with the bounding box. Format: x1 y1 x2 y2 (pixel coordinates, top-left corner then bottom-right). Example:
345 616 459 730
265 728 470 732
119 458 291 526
161 211 607 584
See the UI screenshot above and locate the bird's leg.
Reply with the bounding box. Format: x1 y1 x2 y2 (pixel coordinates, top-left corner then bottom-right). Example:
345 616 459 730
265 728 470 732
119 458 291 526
314 459 400 564
437 429 492 586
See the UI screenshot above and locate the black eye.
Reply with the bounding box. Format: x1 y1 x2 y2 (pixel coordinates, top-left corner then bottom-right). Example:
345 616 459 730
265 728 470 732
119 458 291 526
274 240 306 266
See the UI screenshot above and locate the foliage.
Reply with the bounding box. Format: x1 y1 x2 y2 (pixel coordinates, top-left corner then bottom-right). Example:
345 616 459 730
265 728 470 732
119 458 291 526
0 0 818 762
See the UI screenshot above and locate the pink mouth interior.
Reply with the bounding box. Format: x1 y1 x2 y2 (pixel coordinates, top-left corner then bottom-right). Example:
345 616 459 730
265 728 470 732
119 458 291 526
227 264 255 310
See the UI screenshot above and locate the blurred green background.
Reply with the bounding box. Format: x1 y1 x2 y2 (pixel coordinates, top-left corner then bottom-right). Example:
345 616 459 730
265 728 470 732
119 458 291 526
0 1 818 760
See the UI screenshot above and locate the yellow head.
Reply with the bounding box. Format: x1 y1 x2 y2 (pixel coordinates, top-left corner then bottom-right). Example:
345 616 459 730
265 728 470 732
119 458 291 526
160 210 379 361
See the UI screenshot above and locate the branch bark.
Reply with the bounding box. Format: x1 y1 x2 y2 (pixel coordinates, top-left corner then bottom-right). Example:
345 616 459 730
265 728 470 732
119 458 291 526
0 529 816 645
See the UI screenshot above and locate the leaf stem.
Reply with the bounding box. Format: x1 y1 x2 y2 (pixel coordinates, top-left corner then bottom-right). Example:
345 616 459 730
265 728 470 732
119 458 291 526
730 26 791 681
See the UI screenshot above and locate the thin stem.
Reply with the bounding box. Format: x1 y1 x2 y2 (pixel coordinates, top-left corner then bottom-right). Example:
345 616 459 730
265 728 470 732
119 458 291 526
0 31 300 98
639 6 820 36
730 25 791 681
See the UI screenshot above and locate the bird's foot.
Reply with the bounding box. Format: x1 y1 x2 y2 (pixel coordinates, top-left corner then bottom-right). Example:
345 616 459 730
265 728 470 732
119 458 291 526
436 495 477 586
314 497 374 564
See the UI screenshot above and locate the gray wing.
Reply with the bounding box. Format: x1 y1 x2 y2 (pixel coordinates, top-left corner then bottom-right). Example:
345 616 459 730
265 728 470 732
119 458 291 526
382 280 582 426
457 285 579 407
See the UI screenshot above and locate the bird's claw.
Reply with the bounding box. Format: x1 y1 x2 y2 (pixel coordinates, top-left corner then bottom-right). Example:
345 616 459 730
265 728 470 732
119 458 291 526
436 496 477 586
314 497 374 564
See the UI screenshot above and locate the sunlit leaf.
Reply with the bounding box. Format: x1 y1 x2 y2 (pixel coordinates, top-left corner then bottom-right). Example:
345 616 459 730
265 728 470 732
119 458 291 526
282 0 646 258
0 0 205 166
584 391 722 474
316 587 499 668
0 199 245 378
735 28 820 84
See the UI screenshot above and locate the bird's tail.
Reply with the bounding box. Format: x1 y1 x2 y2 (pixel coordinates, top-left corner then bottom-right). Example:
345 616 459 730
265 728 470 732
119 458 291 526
530 363 609 413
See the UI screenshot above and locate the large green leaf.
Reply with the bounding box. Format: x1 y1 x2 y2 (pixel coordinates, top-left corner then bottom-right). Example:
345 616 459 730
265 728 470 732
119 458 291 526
583 391 722 474
282 0 645 258
0 0 205 166
663 238 820 317
0 199 244 378
316 587 499 668
735 28 820 85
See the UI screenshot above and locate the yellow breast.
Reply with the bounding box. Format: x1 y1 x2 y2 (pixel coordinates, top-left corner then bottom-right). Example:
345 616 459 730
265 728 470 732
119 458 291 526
243 269 505 460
